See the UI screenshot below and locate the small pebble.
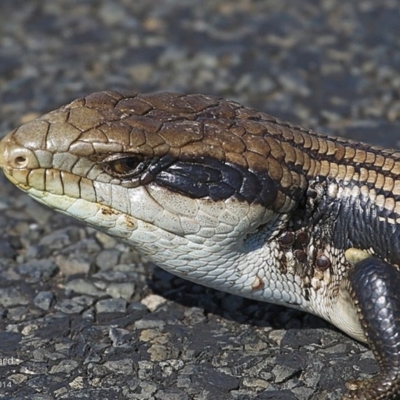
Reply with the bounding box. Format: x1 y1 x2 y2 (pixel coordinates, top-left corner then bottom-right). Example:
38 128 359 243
96 298 127 313
16 259 59 282
105 282 135 300
65 279 105 297
33 291 55 311
95 249 121 270
56 254 93 275
141 294 167 312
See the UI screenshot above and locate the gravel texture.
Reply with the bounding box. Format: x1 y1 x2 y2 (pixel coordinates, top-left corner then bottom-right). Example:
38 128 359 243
0 1 399 399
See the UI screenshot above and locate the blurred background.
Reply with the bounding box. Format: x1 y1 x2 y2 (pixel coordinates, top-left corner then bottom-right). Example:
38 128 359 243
0 1 400 399
1 0 400 143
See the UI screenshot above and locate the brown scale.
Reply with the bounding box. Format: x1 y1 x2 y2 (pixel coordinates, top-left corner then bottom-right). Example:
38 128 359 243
316 254 331 271
277 225 336 296
277 228 311 276
278 231 295 246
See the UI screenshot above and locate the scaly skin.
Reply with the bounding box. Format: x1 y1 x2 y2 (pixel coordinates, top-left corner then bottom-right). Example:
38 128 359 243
1 91 400 399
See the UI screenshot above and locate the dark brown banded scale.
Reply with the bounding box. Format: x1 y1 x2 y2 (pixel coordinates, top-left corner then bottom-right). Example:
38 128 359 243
1 91 400 399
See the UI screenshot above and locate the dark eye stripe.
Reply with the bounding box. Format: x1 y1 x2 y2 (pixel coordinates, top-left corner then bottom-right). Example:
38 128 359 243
154 156 280 207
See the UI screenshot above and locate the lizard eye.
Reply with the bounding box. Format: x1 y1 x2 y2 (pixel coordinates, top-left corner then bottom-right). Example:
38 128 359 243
102 155 147 178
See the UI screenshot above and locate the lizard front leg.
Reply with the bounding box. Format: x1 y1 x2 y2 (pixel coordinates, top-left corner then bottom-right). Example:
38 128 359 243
343 249 400 400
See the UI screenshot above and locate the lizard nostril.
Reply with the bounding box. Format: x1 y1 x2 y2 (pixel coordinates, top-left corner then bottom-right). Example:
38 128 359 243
0 133 40 173
15 156 27 166
7 146 39 170
9 149 35 169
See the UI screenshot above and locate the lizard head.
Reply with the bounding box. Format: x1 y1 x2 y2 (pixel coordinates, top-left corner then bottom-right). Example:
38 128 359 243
0 91 303 289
